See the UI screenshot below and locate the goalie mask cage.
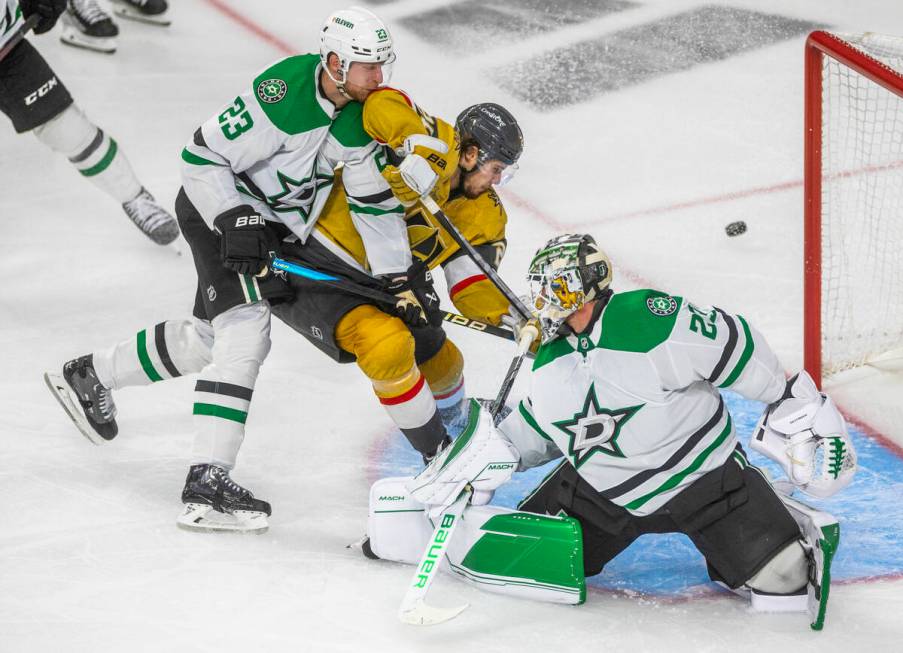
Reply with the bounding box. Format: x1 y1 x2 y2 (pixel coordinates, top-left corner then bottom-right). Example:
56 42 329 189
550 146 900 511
804 30 903 388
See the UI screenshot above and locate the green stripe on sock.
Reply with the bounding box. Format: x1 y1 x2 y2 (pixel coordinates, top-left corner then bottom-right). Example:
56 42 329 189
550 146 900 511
136 329 163 382
719 315 755 388
80 139 118 177
626 416 733 511
193 403 248 424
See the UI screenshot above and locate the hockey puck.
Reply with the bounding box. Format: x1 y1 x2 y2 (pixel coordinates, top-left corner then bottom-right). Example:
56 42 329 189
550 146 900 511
725 220 747 237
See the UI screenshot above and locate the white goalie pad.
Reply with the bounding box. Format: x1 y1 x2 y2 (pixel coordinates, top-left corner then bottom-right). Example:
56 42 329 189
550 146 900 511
368 477 585 605
777 492 840 631
750 371 856 498
407 399 520 511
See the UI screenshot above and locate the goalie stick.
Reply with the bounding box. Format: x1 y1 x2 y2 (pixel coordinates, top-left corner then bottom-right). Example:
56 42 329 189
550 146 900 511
270 256 518 343
0 14 39 63
398 323 539 626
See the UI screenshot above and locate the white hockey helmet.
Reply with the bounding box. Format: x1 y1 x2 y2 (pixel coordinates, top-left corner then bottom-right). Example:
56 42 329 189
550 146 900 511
527 234 613 340
320 7 395 90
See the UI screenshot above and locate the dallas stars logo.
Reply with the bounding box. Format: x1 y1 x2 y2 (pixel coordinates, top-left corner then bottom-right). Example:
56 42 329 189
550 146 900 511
552 383 642 468
267 170 334 223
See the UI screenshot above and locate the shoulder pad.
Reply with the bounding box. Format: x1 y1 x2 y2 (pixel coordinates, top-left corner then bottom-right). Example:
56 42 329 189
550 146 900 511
252 54 331 135
598 290 683 353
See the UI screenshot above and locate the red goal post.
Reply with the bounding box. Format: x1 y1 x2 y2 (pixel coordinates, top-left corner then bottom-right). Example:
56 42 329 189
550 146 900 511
804 30 903 388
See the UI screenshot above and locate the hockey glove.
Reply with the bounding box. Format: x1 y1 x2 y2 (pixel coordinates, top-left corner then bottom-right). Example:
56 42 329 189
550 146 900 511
20 0 66 33
500 297 541 353
750 371 857 498
406 399 520 514
381 135 451 206
383 263 442 329
213 205 276 276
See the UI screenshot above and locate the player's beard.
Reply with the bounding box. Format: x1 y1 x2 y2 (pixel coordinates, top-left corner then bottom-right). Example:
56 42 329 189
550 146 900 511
343 82 378 103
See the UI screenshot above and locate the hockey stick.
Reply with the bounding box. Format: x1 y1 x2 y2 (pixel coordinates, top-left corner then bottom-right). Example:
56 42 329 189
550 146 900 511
0 14 40 62
420 196 534 322
270 256 517 342
398 324 539 626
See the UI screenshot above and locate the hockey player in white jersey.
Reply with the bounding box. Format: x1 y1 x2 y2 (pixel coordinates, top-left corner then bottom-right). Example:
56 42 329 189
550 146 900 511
364 233 856 629
0 0 179 244
44 7 403 532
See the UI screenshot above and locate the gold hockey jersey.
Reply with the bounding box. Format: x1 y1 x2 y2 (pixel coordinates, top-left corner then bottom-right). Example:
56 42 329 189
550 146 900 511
313 88 510 325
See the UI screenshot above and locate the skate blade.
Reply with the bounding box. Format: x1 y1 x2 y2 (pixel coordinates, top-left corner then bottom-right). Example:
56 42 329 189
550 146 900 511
177 503 269 533
43 372 107 446
59 31 117 54
112 6 171 26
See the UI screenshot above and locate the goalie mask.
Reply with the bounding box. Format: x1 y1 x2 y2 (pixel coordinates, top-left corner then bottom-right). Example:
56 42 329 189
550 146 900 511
527 234 612 341
320 7 396 98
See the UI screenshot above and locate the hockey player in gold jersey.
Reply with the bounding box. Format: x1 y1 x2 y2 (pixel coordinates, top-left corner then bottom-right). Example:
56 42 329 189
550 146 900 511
272 90 524 460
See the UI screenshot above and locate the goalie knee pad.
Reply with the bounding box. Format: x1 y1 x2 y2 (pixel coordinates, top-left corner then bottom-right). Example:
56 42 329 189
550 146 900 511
747 540 808 596
368 477 585 604
33 104 141 202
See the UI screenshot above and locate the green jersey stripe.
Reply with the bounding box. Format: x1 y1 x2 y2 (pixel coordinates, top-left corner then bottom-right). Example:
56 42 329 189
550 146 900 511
719 315 754 388
181 148 225 167
625 415 733 511
519 400 553 441
193 403 248 424
136 329 164 382
80 139 118 177
347 200 404 216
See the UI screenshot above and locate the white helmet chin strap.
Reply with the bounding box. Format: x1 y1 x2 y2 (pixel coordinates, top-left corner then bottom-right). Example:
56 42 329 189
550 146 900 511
323 56 353 101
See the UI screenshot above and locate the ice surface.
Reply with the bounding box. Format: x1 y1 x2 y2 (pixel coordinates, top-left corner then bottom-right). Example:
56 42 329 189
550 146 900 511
2 1 903 651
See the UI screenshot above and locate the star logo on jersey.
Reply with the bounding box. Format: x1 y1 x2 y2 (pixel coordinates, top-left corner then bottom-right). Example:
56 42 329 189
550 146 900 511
267 170 334 222
257 79 287 104
647 295 677 316
552 383 642 468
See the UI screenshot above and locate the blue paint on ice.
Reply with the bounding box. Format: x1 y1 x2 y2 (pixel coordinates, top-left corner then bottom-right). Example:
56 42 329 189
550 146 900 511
377 391 903 596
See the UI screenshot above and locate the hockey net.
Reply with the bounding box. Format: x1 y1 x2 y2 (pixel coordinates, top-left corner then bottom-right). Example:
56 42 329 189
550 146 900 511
804 31 903 387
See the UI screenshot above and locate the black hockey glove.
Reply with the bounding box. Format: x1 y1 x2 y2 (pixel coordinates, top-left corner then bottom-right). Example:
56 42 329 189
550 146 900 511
383 263 442 329
20 0 67 34
213 205 276 276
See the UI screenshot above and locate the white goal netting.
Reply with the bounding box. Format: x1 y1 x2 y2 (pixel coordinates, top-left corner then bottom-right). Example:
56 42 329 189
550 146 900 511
819 32 903 376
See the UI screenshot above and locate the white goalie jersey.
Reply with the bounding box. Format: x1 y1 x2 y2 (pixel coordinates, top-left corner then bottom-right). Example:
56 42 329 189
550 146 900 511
500 289 788 516
180 53 401 252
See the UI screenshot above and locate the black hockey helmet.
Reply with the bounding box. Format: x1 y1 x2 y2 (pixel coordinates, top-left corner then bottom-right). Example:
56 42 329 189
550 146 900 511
455 103 524 167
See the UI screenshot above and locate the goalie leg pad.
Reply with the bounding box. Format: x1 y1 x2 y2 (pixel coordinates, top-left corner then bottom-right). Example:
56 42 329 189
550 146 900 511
368 477 586 604
778 492 840 631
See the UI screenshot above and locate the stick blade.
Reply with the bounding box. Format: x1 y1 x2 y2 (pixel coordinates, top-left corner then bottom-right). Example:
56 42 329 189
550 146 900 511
398 598 469 626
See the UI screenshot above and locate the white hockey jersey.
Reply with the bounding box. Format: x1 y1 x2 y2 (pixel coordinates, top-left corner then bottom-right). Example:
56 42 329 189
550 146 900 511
1 0 23 50
500 290 787 516
180 53 406 272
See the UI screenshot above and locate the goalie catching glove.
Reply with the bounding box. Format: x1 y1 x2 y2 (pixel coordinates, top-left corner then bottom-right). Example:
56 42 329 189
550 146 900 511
381 135 451 206
750 371 856 498
406 399 519 514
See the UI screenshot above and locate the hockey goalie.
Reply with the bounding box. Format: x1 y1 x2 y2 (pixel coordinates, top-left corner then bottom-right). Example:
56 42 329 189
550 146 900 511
362 233 857 630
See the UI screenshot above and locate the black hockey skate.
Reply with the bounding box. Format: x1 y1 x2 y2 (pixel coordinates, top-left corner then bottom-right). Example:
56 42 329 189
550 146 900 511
178 464 271 533
60 0 119 54
111 0 171 26
44 354 118 445
122 188 180 246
